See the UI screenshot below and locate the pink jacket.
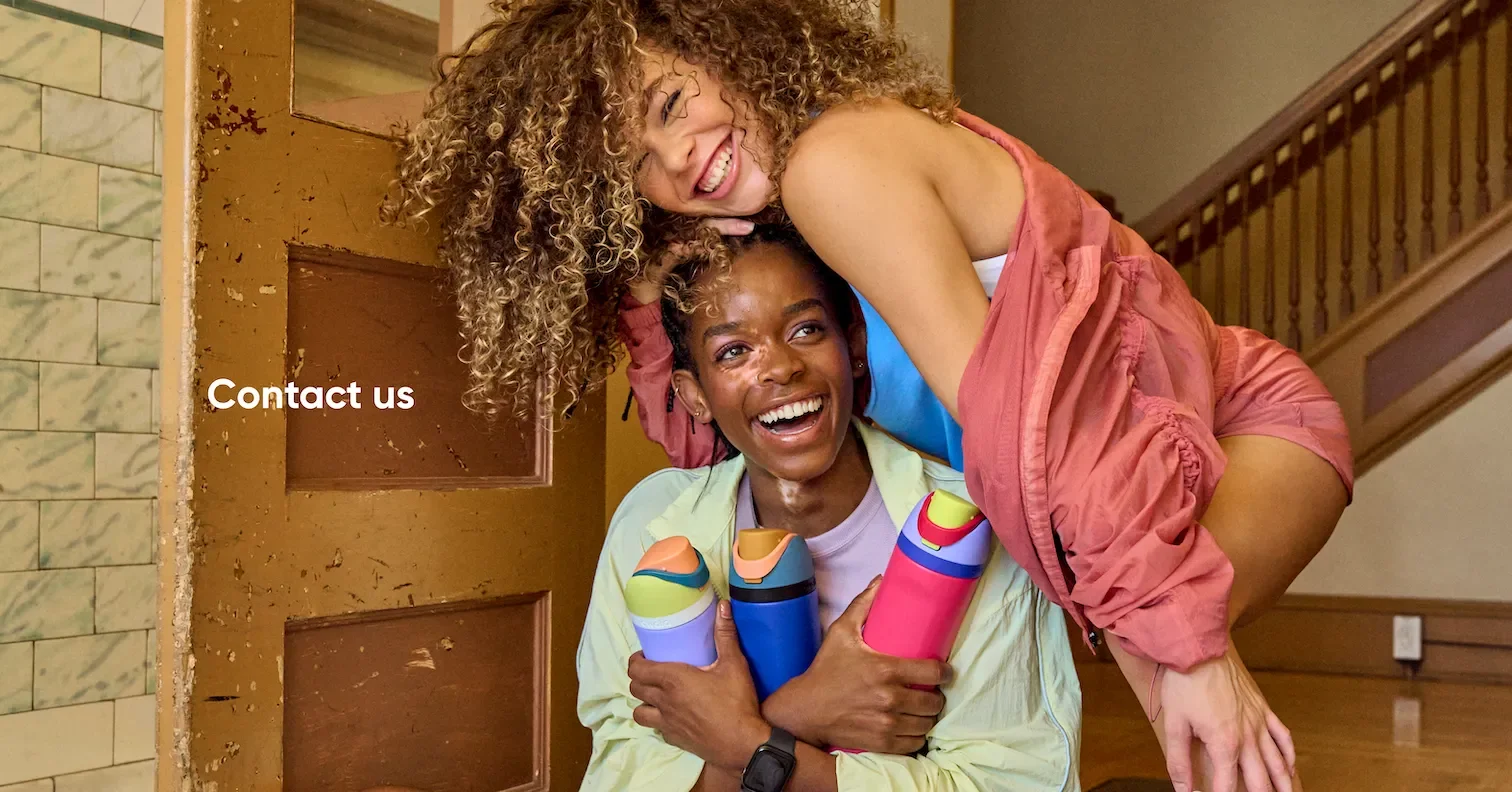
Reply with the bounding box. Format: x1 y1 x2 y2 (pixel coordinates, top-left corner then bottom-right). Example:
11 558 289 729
618 298 727 468
617 111 1355 672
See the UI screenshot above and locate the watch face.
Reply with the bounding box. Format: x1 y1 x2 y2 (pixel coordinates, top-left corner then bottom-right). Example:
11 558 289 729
743 748 795 791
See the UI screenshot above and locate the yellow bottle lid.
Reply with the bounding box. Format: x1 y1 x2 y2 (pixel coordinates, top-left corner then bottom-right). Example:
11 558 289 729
925 490 980 530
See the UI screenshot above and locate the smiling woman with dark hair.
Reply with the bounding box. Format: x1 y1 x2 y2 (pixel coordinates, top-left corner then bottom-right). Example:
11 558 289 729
575 230 1079 792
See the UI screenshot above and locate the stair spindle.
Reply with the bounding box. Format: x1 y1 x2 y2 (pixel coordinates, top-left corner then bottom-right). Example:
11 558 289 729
1315 111 1330 340
1342 87 1356 320
1476 0 1492 218
1240 166 1252 328
1289 130 1304 351
1506 0 1512 199
1423 30 1437 261
1369 69 1384 300
1449 5 1464 238
1190 206 1204 298
1265 153 1277 338
1396 48 1411 279
1214 185 1226 323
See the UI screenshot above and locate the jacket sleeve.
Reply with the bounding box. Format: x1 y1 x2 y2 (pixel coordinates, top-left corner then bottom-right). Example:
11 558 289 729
619 296 723 469
577 481 706 792
834 550 1081 791
1212 326 1355 497
1041 251 1238 672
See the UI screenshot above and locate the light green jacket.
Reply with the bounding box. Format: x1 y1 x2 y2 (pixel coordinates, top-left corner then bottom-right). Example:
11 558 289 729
576 422 1083 791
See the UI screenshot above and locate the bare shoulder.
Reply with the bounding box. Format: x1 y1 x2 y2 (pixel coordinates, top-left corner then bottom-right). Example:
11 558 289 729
795 97 943 149
781 99 941 210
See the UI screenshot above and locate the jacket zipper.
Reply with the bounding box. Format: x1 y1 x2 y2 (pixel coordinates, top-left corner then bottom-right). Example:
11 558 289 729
1050 527 1100 650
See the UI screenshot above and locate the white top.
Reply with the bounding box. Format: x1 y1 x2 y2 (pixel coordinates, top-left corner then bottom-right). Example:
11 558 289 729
973 253 1008 298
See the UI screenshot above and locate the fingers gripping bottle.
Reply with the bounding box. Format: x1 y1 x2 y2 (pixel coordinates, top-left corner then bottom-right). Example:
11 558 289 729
728 528 823 701
626 537 718 667
862 490 993 663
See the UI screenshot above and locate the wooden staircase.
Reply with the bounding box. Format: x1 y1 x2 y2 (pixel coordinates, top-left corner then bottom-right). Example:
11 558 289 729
1134 0 1512 474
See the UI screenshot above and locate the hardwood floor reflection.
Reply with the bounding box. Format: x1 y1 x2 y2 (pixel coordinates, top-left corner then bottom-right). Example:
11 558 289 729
1077 662 1512 791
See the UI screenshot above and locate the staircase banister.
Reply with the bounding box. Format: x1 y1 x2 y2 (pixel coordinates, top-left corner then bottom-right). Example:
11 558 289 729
1133 0 1458 241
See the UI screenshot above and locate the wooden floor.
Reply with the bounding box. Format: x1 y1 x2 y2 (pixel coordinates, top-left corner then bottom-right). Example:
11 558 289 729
1077 663 1512 791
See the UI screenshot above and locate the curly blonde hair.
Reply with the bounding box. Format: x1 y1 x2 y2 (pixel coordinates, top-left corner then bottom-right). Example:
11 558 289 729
381 0 955 418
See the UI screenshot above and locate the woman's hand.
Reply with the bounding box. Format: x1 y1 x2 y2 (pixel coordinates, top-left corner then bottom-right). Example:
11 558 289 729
762 578 952 754
628 600 769 772
1157 642 1298 792
626 218 756 305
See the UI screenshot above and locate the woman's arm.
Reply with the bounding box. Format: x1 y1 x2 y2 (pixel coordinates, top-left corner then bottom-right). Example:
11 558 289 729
781 102 988 421
618 294 723 469
1092 430 1345 792
629 603 841 792
689 733 840 792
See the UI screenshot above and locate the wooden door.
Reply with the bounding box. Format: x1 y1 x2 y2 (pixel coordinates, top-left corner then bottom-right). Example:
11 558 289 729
158 0 603 789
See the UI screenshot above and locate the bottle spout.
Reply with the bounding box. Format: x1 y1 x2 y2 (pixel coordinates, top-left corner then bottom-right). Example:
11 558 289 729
925 490 980 530
735 528 789 561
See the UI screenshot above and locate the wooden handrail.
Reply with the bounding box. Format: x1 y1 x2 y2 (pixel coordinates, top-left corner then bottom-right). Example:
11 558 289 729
1152 5 1499 271
1135 0 1472 241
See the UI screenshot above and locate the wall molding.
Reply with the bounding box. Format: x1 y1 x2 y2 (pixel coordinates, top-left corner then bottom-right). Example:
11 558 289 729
1308 200 1512 475
1072 594 1512 685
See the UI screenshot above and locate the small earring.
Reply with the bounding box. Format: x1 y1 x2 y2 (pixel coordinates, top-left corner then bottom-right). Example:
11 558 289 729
854 360 866 372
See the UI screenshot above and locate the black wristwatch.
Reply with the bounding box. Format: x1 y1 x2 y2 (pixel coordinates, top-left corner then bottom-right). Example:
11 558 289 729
739 726 797 792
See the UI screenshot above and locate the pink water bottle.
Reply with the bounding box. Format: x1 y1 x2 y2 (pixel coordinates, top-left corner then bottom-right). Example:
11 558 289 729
862 490 992 663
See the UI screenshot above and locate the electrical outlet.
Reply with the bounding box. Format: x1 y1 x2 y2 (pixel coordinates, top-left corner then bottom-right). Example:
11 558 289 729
1393 614 1423 662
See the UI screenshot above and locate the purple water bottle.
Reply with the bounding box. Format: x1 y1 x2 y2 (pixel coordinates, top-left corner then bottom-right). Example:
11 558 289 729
626 537 718 666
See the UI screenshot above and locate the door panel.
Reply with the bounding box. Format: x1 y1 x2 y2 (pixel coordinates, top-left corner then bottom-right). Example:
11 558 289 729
160 0 602 788
284 246 547 490
283 594 547 791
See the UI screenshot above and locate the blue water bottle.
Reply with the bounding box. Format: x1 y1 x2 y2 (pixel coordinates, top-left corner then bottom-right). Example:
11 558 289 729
728 528 822 701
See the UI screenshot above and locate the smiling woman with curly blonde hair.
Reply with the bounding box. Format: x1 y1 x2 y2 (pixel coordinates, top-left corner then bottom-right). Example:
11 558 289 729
383 2 1359 791
380 0 950 419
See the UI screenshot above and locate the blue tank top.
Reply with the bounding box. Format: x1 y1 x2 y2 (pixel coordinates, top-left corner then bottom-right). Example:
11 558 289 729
854 289 965 469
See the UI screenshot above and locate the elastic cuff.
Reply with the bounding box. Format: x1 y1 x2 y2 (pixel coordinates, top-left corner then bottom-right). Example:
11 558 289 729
620 297 664 332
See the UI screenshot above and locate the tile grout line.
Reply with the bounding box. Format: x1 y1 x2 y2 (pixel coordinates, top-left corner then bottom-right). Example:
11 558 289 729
40 80 166 119
2 141 164 183
1 0 163 49
10 560 157 573
33 215 42 427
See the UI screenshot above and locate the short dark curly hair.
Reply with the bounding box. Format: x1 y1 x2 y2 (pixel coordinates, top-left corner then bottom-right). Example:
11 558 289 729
658 225 861 458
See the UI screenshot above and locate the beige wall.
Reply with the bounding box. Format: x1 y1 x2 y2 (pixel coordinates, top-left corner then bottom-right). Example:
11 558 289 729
953 0 1416 222
604 363 678 528
1291 369 1512 601
893 0 953 83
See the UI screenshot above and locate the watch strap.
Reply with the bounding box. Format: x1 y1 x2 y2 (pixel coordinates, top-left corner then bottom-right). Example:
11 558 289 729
766 726 796 759
739 726 798 792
